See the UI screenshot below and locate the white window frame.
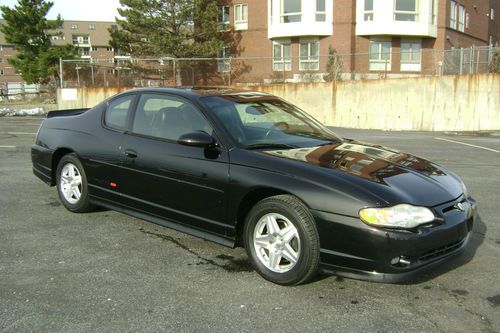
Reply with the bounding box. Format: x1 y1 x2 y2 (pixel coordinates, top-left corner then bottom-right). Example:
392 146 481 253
234 4 248 30
299 38 319 71
369 38 392 71
431 0 437 25
217 47 230 73
400 38 421 72
450 1 457 29
491 8 495 20
91 46 98 51
273 40 291 71
394 0 419 22
107 47 114 52
364 0 374 21
217 6 230 31
316 0 326 22
71 24 78 30
0 45 3 51
88 24 96 30
465 12 469 29
280 0 302 23
458 5 465 32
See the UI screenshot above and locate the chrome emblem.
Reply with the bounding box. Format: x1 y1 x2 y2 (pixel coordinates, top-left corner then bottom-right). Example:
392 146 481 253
454 202 465 212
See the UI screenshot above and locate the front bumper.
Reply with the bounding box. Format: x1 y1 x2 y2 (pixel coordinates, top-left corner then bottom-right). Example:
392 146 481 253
312 196 477 283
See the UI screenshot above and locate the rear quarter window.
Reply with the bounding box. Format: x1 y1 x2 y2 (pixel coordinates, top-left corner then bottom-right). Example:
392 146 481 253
104 95 134 130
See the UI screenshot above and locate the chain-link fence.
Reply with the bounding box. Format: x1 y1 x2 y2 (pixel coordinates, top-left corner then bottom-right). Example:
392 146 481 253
59 46 500 88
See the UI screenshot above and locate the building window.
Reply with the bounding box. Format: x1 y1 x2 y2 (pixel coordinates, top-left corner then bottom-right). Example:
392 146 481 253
0 45 3 51
364 0 374 21
458 5 465 32
78 47 90 56
217 6 230 30
273 40 291 71
0 58 3 63
72 35 90 45
217 47 230 72
431 0 437 24
400 39 421 71
71 24 78 29
369 39 391 71
491 8 495 20
88 24 96 30
107 47 114 52
394 0 418 21
450 1 457 29
0 69 4 76
465 13 469 29
234 4 248 30
281 0 301 23
316 0 326 22
91 47 98 51
299 38 319 71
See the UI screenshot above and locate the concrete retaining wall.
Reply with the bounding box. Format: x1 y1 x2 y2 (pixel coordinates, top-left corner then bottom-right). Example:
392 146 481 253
56 74 500 131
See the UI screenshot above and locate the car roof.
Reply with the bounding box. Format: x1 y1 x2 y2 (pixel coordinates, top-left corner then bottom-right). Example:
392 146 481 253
118 87 273 99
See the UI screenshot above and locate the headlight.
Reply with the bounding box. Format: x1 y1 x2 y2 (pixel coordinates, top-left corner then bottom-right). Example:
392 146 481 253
461 181 469 198
359 204 435 229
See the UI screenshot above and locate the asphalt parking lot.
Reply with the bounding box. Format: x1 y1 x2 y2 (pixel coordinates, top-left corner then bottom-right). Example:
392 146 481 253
1 116 499 332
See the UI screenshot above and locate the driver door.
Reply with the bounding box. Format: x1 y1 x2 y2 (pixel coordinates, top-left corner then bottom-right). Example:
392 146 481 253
118 93 230 236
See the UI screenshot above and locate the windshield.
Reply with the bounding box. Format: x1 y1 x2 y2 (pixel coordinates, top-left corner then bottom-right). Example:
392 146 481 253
200 94 342 148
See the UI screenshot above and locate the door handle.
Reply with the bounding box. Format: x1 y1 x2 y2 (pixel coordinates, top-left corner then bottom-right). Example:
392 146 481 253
123 149 138 158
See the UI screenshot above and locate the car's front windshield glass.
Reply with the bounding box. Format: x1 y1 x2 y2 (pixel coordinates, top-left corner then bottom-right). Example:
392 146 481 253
200 94 342 148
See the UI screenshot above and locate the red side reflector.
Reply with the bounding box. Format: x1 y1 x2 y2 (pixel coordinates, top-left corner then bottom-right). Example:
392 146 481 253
110 182 117 188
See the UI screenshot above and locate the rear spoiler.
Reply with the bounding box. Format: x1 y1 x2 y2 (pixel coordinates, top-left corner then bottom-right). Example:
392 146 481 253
47 108 90 118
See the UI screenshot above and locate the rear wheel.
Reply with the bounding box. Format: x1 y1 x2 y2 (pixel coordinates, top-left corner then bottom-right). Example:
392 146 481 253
244 195 320 285
56 153 94 213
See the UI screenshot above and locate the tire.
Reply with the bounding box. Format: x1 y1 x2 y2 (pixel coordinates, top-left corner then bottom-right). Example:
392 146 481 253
56 153 94 213
243 195 320 285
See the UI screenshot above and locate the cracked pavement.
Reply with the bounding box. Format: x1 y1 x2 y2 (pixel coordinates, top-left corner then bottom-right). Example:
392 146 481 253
1 117 499 332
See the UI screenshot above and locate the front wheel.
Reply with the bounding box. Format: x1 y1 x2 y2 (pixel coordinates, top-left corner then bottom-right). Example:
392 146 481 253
56 153 94 213
243 195 320 285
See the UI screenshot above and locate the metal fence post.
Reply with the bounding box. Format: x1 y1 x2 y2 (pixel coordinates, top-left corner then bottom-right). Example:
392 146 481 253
91 64 95 86
173 59 177 86
459 48 464 74
59 58 63 88
228 57 232 86
469 46 474 74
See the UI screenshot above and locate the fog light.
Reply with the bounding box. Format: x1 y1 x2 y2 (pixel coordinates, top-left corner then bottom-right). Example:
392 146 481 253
391 256 411 267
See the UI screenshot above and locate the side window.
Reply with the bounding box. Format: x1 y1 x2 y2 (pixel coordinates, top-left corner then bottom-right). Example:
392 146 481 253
132 94 213 141
104 95 134 130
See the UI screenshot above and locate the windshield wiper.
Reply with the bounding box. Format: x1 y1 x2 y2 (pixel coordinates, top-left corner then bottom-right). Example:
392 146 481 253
245 143 298 150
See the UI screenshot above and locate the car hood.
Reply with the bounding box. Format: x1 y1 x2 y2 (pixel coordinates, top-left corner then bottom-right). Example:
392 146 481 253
262 141 463 207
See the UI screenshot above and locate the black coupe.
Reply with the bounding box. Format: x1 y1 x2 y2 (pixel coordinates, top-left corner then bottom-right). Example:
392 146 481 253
32 88 476 285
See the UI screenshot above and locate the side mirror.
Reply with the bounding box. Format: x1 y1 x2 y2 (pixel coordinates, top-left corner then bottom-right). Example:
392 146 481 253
178 131 215 148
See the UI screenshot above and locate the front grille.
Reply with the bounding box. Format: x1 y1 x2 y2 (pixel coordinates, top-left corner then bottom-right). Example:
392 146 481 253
419 239 465 262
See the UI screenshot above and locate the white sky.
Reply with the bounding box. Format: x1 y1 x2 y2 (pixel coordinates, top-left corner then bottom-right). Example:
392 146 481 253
1 0 121 22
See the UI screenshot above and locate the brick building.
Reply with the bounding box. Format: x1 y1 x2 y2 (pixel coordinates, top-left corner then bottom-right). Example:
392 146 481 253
220 0 499 80
0 20 116 85
1 1 499 86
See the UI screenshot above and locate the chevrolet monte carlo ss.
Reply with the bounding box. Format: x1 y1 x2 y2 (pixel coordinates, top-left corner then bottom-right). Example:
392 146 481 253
32 88 477 285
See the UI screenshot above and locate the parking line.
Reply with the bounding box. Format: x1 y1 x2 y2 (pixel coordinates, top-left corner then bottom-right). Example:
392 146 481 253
5 132 37 135
435 137 500 154
0 146 16 148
